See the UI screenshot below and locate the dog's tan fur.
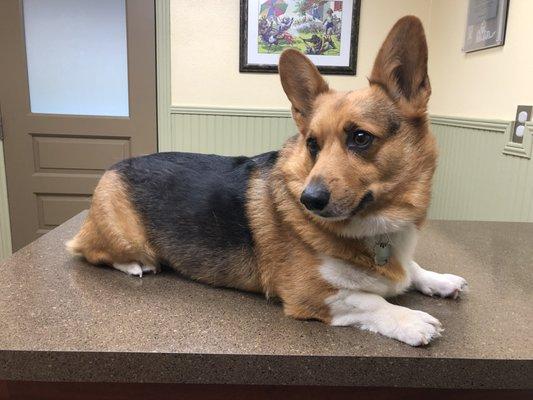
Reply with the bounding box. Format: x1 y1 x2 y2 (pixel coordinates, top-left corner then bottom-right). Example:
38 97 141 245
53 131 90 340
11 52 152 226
67 170 157 268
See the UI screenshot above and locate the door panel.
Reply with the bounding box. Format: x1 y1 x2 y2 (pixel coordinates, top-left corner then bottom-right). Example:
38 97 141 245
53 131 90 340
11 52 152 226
33 135 131 172
0 0 157 250
36 194 92 235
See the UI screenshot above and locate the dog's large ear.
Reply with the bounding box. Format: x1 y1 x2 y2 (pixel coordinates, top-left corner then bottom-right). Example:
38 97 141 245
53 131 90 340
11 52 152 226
279 49 329 132
370 16 430 114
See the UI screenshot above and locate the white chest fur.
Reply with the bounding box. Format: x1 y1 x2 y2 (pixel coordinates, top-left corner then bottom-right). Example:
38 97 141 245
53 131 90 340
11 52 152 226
319 224 419 297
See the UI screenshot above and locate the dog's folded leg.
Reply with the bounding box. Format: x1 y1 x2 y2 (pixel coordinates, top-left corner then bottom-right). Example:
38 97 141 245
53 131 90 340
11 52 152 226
409 261 468 299
141 264 160 275
326 289 442 346
113 262 144 277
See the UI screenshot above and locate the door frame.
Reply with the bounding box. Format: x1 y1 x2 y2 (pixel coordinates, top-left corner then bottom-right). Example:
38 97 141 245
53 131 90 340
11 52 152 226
0 140 12 260
0 0 171 259
156 0 172 151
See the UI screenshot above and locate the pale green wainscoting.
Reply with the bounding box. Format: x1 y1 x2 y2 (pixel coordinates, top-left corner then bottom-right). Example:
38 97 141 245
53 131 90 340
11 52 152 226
167 107 296 156
167 107 533 222
430 117 532 222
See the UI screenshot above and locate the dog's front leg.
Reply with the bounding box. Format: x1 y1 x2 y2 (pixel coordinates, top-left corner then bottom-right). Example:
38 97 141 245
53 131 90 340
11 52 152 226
326 289 442 346
408 261 468 299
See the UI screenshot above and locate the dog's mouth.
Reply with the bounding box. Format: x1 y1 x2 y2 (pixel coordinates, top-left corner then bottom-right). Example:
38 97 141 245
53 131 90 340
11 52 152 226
352 191 375 215
310 210 347 221
307 191 375 221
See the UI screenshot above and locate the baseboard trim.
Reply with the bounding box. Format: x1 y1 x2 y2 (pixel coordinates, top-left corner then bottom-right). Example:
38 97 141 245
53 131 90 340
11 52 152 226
428 115 512 132
167 108 523 159
170 106 292 118
169 108 514 132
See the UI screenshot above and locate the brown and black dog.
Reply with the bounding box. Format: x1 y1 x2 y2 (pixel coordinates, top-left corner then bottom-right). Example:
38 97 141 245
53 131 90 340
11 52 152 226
68 16 467 346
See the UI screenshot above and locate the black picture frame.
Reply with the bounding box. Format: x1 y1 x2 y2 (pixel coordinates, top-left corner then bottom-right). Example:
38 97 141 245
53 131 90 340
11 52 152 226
463 0 510 53
239 0 360 75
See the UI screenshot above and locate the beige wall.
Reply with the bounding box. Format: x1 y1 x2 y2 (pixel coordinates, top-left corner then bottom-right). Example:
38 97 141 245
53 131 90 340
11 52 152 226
170 0 431 108
171 0 533 120
428 0 533 120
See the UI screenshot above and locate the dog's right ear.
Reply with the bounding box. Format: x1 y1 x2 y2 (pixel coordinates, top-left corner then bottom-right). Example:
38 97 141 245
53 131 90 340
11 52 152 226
279 49 329 132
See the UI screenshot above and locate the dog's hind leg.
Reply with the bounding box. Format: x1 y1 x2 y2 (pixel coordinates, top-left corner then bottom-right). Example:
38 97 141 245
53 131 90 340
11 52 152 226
66 170 158 276
111 262 160 277
113 262 144 277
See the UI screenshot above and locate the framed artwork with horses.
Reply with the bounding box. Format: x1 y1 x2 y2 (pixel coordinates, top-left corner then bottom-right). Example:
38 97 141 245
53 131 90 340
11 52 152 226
240 0 360 75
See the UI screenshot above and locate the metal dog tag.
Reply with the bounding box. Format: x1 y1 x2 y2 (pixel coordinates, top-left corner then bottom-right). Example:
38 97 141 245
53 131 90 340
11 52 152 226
374 241 391 266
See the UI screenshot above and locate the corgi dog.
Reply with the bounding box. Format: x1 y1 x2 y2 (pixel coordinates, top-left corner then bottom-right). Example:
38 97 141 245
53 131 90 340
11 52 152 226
67 16 467 346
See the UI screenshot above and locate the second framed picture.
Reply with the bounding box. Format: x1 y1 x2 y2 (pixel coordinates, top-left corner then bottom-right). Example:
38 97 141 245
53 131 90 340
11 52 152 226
463 0 509 53
240 0 361 75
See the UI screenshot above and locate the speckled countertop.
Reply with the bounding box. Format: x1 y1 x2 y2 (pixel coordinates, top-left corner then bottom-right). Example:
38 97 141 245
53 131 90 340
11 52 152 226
0 211 531 388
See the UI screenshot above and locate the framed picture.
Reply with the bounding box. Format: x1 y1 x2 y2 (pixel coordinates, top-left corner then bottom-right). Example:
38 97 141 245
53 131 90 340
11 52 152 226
240 0 361 75
463 0 510 53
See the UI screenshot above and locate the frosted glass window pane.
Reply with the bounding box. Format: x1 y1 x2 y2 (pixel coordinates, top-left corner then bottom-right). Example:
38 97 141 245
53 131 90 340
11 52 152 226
23 0 129 116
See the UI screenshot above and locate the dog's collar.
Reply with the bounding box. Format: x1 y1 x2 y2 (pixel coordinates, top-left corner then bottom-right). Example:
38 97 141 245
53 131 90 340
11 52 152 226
373 234 391 266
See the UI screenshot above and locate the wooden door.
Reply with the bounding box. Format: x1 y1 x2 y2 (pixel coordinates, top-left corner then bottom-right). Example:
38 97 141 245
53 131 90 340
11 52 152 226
0 0 157 251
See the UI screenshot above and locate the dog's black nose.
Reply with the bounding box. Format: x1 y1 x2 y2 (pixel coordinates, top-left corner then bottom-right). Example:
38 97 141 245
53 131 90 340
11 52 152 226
300 182 330 211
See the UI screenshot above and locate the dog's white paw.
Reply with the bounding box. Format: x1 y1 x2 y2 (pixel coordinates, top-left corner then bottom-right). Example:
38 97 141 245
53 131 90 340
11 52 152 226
416 270 468 299
363 305 443 346
113 262 144 277
141 264 159 275
327 290 442 346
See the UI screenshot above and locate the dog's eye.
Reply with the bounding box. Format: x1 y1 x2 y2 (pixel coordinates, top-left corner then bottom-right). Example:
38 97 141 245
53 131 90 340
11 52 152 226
347 130 374 152
306 137 320 158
